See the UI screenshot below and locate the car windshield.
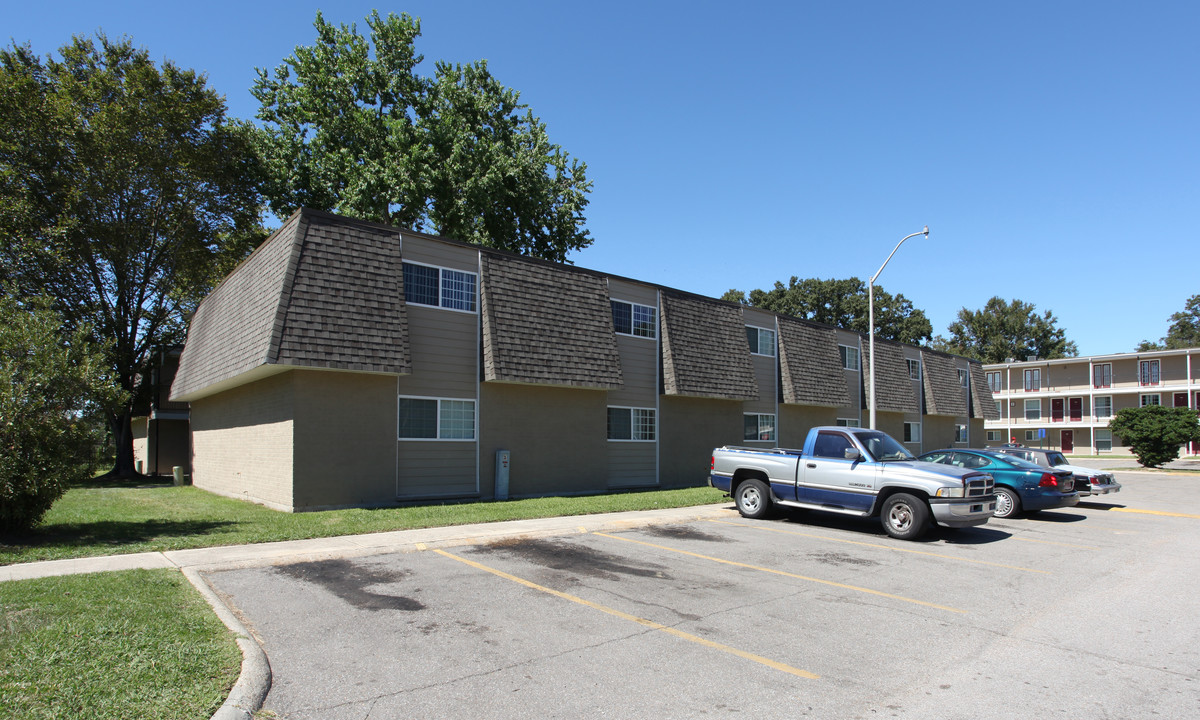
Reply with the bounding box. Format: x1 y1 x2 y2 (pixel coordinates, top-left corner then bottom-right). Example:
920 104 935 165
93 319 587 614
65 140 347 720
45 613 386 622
1046 452 1069 466
860 431 915 462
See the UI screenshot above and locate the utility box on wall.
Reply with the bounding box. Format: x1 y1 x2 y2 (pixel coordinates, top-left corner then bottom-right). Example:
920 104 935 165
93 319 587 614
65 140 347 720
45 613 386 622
495 450 511 500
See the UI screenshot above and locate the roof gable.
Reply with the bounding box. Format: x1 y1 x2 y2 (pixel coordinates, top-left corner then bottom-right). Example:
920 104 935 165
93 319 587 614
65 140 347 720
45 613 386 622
778 318 852 407
661 292 757 400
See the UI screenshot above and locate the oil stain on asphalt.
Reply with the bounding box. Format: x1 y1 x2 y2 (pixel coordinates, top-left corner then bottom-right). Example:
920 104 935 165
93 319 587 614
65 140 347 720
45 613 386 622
276 558 425 611
476 537 669 581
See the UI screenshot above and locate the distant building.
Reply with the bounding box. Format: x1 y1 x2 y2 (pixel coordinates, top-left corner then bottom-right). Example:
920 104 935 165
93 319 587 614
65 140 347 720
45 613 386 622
131 346 191 476
983 349 1200 455
170 209 996 511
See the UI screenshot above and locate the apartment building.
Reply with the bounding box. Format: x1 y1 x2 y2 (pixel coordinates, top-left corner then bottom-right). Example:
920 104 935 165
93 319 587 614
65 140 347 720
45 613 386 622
983 349 1200 455
170 209 996 511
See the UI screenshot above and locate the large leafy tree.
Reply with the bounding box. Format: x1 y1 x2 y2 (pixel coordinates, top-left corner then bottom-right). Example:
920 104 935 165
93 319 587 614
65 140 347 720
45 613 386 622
1137 294 1200 351
722 276 933 345
1109 405 1200 468
253 11 592 263
0 35 263 478
932 297 1078 363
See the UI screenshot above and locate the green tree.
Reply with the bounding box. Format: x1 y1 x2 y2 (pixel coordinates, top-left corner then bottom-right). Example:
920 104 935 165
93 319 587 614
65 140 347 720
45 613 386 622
1108 405 1200 468
253 11 592 263
0 35 264 478
1136 294 1200 351
932 297 1078 363
722 276 933 345
0 291 124 532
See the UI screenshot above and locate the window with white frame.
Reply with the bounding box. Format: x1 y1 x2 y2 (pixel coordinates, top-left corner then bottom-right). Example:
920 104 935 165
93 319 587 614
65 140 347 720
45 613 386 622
1025 430 1039 442
1140 394 1161 407
836 418 861 427
995 400 1003 418
839 345 860 371
1139 360 1160 386
1025 399 1041 420
955 424 968 442
607 407 656 441
746 326 777 356
907 359 921 380
1094 396 1112 419
611 300 657 339
1093 363 1111 388
398 397 476 440
987 430 1003 442
903 422 921 443
958 370 969 388
1095 428 1112 452
986 371 1002 392
743 413 776 441
1024 368 1041 391
402 262 477 312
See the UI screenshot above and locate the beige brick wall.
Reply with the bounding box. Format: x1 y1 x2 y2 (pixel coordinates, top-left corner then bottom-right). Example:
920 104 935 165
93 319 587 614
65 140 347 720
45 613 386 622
660 396 742 487
190 372 295 510
779 405 839 448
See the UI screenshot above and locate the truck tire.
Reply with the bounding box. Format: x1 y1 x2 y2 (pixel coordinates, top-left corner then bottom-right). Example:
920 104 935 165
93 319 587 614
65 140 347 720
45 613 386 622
993 486 1021 518
735 478 772 519
880 493 930 540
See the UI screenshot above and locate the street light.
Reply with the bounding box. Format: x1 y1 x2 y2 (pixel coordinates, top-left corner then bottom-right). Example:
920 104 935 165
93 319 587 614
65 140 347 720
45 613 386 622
868 226 929 430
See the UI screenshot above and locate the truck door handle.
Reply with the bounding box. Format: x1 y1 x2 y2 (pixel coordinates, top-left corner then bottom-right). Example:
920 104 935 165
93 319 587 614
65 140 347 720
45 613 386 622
806 463 816 469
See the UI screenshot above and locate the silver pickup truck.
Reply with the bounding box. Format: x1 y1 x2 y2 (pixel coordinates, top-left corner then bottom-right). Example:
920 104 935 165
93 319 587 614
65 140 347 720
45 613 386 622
710 426 996 540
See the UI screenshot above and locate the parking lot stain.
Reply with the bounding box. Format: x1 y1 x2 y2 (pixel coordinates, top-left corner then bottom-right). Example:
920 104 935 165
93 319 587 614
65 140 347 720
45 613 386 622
808 551 880 567
643 525 725 542
477 538 669 581
276 558 425 612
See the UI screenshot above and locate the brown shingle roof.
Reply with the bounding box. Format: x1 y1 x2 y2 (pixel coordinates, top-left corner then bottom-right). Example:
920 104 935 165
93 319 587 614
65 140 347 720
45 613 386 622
861 340 919 413
921 351 969 417
969 363 1001 420
778 318 852 407
661 292 758 400
479 253 622 389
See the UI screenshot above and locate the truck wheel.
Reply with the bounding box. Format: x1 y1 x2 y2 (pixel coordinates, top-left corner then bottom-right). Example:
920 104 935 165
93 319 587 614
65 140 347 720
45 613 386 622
993 486 1021 518
880 493 929 540
735 479 772 519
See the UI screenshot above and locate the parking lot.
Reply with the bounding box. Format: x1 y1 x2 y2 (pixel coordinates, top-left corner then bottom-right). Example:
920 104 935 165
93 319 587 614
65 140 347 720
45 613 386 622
208 471 1200 719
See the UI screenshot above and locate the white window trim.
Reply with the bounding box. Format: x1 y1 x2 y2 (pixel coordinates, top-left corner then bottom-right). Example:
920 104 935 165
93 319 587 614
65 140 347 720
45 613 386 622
402 259 478 314
1140 393 1161 407
398 395 477 441
1024 398 1041 420
955 424 968 443
611 299 657 340
1094 395 1113 420
986 371 1003 392
839 345 860 371
743 413 777 442
1139 360 1161 387
607 406 657 442
1093 363 1112 389
907 359 922 380
747 325 777 357
836 417 861 427
987 430 1003 442
903 421 922 443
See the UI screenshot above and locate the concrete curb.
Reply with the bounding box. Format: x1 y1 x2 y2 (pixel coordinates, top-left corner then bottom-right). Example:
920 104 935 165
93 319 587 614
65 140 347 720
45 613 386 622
181 566 272 720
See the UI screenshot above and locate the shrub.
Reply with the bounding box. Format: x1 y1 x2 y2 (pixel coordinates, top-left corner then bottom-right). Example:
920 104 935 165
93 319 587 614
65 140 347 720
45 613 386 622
1108 405 1200 468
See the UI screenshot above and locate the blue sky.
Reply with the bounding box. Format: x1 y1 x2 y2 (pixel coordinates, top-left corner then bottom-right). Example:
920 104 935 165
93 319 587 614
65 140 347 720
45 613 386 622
7 1 1198 356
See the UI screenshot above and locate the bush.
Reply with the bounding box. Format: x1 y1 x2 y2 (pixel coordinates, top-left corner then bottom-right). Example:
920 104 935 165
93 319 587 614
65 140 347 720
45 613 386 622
1108 405 1200 468
0 291 120 533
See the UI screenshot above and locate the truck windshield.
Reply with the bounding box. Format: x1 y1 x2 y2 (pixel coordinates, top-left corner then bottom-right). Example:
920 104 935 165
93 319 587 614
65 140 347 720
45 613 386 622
859 431 916 462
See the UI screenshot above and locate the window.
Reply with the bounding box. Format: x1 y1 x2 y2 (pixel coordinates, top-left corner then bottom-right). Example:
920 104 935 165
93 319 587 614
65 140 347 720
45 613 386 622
743 413 776 441
398 397 476 440
907 359 922 380
1025 430 1039 442
995 400 1003 417
958 370 969 388
1139 360 1160 386
1094 396 1112 419
1093 363 1112 389
986 371 1002 392
1095 429 1112 452
1024 399 1041 420
1024 368 1041 391
403 262 477 312
836 418 861 427
839 345 860 371
987 430 1003 442
1140 394 1161 407
746 326 776 356
955 424 968 443
611 300 657 339
607 407 656 441
903 422 921 443
813 431 854 458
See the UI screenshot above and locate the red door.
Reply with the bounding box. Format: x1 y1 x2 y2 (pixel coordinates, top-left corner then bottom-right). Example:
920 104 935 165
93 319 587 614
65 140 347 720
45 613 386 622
1051 399 1064 422
1069 397 1082 422
1062 430 1074 453
1175 393 1188 408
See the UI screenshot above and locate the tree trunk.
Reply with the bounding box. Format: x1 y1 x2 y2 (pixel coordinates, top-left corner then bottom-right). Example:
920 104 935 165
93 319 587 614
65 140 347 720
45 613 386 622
104 409 145 480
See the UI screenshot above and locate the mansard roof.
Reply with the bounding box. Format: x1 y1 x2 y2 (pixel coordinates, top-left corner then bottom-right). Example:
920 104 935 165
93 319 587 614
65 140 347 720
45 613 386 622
778 318 853 407
661 292 758 400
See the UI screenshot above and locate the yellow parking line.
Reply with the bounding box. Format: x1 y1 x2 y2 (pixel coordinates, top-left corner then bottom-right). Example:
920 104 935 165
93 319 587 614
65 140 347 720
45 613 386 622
704 518 1050 575
433 549 818 680
1111 508 1200 519
592 533 966 614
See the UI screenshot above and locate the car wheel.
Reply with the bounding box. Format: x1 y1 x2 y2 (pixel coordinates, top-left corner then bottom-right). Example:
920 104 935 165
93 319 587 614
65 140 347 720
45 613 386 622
735 478 772 519
993 486 1021 518
880 493 930 540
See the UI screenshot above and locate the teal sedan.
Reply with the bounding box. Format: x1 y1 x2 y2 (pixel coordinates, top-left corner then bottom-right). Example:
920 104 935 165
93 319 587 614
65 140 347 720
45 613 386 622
918 449 1079 519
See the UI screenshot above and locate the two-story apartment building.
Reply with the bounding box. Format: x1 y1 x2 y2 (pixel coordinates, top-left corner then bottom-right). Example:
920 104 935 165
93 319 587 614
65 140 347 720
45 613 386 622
983 349 1200 455
169 209 997 511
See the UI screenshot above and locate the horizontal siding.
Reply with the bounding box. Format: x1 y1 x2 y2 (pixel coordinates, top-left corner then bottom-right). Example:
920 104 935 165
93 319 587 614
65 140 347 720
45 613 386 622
608 442 656 488
607 278 658 307
402 305 478 398
397 443 478 497
401 235 480 273
609 334 658 406
744 354 777 414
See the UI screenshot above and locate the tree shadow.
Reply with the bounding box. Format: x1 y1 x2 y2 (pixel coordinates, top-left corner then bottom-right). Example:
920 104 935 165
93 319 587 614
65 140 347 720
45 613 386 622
2 518 237 554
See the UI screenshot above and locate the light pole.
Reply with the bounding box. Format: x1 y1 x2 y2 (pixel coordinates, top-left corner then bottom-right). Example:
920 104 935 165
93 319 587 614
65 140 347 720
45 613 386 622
868 226 929 429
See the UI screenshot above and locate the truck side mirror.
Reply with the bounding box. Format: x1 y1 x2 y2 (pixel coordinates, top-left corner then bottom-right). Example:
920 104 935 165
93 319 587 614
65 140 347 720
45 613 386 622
844 447 861 461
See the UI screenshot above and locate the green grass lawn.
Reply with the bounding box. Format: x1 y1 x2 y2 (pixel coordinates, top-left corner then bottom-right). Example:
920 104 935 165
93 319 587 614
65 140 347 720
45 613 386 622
0 569 240 720
1 480 727 566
